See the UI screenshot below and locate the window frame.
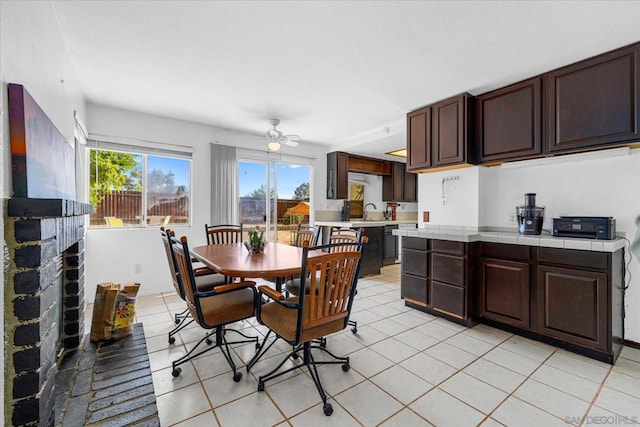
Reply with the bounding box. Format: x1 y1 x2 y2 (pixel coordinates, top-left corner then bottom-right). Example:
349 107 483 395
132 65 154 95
86 139 193 229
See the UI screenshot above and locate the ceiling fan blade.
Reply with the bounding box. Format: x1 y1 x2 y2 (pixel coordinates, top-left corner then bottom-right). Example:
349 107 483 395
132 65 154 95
285 134 301 141
283 139 299 147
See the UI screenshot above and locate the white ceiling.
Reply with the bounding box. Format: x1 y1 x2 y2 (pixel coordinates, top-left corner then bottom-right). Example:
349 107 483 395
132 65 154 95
51 1 640 159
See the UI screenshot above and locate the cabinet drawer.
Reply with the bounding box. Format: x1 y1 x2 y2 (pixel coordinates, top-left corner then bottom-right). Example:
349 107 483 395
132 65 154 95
401 273 428 306
403 237 428 251
431 281 465 318
431 239 465 255
402 248 428 277
431 253 465 286
538 247 608 270
480 242 530 261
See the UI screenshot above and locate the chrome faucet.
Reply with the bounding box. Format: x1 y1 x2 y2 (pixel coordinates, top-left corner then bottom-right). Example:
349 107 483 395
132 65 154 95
363 203 377 221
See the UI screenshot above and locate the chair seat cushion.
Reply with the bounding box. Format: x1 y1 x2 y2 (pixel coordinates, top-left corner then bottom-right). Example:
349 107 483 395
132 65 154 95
195 273 227 292
198 287 256 327
260 297 345 343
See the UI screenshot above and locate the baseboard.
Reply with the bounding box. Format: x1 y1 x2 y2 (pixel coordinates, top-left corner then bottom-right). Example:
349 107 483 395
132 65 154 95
624 339 640 349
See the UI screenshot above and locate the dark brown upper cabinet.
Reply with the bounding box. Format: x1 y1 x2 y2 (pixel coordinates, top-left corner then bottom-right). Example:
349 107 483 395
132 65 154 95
407 94 475 171
403 168 417 202
383 162 417 202
406 106 431 171
547 43 640 153
432 93 475 167
326 151 349 199
476 77 543 164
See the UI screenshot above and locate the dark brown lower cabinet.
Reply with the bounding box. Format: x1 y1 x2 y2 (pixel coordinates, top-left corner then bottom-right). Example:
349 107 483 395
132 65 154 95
537 265 608 352
479 258 530 329
401 239 623 363
401 237 475 324
401 239 429 306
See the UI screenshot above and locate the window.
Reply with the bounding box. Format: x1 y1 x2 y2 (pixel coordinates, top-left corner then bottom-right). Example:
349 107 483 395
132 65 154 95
238 159 312 245
88 145 191 228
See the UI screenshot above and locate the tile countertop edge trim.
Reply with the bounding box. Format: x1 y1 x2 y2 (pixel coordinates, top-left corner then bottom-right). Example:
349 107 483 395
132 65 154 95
392 229 626 252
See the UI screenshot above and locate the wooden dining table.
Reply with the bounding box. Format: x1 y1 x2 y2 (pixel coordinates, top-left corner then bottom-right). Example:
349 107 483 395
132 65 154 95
190 242 322 291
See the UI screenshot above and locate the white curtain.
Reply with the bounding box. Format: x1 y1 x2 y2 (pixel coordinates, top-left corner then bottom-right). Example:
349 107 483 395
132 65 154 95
74 111 88 203
210 143 238 224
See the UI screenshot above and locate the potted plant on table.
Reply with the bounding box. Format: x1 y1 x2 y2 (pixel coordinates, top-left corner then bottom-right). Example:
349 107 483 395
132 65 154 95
244 229 266 254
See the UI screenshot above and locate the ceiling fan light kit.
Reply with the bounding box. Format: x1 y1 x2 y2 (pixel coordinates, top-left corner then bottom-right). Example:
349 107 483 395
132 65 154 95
264 118 300 151
267 140 281 151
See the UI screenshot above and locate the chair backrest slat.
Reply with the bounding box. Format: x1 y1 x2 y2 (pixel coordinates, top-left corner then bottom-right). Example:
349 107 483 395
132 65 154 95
205 224 243 245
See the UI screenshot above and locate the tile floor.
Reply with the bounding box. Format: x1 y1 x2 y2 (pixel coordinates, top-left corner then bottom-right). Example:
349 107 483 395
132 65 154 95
85 264 640 426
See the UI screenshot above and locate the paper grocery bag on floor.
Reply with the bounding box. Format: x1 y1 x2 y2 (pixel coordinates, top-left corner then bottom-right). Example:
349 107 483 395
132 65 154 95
90 282 141 342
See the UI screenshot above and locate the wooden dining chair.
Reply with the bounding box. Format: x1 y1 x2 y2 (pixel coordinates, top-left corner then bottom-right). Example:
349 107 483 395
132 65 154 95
204 223 245 282
247 239 366 416
160 228 228 344
293 224 320 247
170 234 260 382
285 227 364 334
205 224 243 245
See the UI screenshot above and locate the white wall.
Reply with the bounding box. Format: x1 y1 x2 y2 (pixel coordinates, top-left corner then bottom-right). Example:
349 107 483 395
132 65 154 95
416 149 640 342
84 104 329 303
416 166 480 227
1 1 87 423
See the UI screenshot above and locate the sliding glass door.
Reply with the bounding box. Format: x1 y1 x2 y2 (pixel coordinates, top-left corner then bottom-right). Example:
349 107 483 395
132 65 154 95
238 160 311 245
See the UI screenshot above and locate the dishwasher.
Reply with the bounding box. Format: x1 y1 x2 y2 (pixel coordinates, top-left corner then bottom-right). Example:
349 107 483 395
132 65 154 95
396 223 417 262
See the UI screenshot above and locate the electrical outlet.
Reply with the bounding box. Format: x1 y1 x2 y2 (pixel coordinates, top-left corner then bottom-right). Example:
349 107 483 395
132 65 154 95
508 212 516 224
134 264 142 274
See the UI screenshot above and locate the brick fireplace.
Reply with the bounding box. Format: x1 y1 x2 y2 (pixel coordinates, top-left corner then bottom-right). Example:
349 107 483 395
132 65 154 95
4 198 92 426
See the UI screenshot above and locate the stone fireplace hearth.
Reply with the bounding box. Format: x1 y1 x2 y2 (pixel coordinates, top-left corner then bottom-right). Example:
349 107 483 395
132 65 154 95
4 198 92 426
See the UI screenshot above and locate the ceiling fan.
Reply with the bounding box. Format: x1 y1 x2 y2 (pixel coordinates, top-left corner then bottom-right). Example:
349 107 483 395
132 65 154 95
265 118 300 151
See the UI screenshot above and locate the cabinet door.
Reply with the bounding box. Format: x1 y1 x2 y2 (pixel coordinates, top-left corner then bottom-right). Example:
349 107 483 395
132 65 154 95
407 107 431 170
433 94 466 166
392 162 404 201
383 231 398 265
382 162 405 202
547 44 640 153
359 227 383 277
479 258 530 328
403 169 417 202
326 152 349 200
477 78 542 163
537 265 608 351
335 152 349 199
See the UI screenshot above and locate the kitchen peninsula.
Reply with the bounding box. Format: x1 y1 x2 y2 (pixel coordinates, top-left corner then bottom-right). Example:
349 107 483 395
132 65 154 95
315 219 417 277
394 226 627 364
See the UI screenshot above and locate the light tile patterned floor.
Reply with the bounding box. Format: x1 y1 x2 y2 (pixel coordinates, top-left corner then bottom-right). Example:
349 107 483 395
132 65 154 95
85 264 640 426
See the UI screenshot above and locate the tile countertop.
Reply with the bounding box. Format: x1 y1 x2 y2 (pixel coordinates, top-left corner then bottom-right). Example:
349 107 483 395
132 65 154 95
392 228 627 253
315 220 418 228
